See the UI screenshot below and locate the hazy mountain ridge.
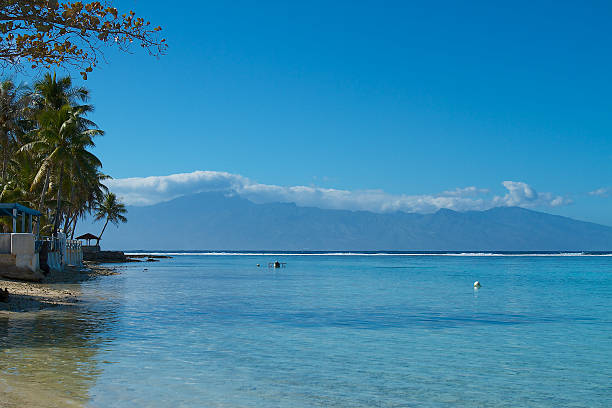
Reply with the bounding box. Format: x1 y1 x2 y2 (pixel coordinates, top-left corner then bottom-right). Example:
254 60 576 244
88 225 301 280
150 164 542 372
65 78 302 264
82 192 612 251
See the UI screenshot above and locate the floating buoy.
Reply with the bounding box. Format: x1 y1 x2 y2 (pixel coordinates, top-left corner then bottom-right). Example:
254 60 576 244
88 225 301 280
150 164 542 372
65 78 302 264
257 264 260 267
473 281 481 288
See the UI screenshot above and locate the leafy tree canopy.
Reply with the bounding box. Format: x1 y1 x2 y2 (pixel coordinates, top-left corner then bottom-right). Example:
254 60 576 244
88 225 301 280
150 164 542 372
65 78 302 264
0 1 166 79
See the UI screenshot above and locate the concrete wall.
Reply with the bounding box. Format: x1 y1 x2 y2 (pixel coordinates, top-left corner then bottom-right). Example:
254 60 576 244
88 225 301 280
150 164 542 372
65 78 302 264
0 233 44 281
0 233 82 280
11 233 40 274
0 253 15 268
47 251 62 272
0 234 11 254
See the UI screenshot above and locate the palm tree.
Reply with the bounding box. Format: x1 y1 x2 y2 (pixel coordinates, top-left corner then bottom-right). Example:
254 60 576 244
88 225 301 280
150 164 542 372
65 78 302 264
94 192 127 245
64 170 110 237
0 72 112 238
0 72 113 239
32 73 89 111
19 104 103 233
26 73 93 216
0 80 30 182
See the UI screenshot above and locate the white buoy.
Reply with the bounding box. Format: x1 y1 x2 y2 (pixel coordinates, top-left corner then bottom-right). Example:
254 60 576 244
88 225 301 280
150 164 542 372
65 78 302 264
473 281 481 288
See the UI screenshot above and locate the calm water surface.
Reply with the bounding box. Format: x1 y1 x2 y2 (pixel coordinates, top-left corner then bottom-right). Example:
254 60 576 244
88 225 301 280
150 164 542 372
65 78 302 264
1 255 612 407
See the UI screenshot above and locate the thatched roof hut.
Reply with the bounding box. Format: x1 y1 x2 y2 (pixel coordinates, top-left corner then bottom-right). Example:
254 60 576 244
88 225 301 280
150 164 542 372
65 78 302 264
75 233 99 245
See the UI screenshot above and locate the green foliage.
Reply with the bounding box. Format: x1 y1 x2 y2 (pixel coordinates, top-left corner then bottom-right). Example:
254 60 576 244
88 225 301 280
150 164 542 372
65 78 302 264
94 191 126 243
0 71 126 237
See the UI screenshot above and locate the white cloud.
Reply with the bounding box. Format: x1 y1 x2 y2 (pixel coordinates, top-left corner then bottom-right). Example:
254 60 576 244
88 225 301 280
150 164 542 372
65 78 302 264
589 187 610 197
440 186 489 197
492 181 571 208
105 170 571 213
105 171 247 206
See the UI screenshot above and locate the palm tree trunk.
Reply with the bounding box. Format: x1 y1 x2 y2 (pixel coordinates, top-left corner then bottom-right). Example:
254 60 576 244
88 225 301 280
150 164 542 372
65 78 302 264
96 218 109 245
35 167 52 235
39 167 51 210
63 211 71 233
53 167 63 235
71 215 78 239
1 129 7 183
63 183 75 232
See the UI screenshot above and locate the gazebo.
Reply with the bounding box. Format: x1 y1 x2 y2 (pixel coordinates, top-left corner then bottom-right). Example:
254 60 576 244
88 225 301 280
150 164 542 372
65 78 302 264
75 233 99 246
0 203 42 234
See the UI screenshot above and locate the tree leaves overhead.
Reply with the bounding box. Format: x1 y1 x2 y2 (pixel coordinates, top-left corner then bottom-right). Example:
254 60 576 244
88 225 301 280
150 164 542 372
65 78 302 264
0 1 166 79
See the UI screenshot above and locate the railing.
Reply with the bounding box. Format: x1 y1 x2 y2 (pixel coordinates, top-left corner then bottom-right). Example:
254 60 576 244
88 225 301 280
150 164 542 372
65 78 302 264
65 239 83 266
35 234 83 269
35 236 63 253
36 236 82 250
67 239 82 250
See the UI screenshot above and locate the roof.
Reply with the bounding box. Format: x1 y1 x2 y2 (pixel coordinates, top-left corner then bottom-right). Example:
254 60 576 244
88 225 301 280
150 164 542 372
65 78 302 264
0 203 42 217
76 233 99 240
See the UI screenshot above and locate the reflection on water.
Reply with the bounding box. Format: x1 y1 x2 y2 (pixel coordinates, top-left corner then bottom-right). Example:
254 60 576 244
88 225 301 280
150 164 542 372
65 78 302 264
0 290 119 407
2 256 612 407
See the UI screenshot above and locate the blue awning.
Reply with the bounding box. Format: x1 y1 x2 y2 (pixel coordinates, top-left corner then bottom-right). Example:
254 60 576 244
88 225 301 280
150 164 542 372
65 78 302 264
0 203 42 218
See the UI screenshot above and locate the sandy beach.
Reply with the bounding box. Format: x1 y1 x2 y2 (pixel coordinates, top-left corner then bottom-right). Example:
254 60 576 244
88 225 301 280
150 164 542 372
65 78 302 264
0 262 118 312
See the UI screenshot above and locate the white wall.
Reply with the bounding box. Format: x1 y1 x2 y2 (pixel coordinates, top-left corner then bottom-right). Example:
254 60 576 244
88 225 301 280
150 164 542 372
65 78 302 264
11 233 39 273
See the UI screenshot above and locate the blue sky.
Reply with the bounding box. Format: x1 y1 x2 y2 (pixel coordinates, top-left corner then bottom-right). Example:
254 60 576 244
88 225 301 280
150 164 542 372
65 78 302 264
23 1 612 224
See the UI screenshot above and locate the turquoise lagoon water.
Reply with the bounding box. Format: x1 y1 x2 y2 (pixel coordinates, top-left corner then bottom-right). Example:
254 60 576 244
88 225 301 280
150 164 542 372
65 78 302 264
2 254 612 407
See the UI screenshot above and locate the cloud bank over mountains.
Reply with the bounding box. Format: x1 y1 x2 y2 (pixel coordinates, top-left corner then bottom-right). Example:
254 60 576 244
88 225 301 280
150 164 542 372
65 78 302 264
105 170 570 213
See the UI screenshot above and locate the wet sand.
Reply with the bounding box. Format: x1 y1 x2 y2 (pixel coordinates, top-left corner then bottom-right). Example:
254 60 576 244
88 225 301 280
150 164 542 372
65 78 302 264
1 262 120 407
0 376 87 408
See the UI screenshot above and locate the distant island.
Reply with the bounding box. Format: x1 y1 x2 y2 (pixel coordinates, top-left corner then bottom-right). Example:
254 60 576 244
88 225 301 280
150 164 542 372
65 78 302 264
82 192 612 251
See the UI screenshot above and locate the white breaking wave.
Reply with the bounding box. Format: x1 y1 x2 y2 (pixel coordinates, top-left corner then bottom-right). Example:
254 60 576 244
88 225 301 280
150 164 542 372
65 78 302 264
125 252 612 257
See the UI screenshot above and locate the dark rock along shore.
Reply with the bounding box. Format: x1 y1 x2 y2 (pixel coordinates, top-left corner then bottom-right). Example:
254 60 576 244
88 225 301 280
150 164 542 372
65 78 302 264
83 251 172 263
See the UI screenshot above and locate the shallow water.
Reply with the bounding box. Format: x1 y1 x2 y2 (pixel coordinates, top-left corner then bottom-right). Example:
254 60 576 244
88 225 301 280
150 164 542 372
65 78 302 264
2 255 612 407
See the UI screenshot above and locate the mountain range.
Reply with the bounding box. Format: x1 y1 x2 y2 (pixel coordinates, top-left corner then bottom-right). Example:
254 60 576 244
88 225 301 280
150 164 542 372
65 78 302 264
80 192 612 251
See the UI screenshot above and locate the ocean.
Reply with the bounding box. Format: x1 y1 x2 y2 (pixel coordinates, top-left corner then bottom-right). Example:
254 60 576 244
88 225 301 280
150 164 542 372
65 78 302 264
2 253 612 407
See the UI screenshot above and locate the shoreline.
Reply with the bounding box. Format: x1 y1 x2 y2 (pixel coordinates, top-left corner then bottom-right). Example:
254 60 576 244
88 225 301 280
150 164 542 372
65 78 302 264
0 262 119 312
1 260 132 407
